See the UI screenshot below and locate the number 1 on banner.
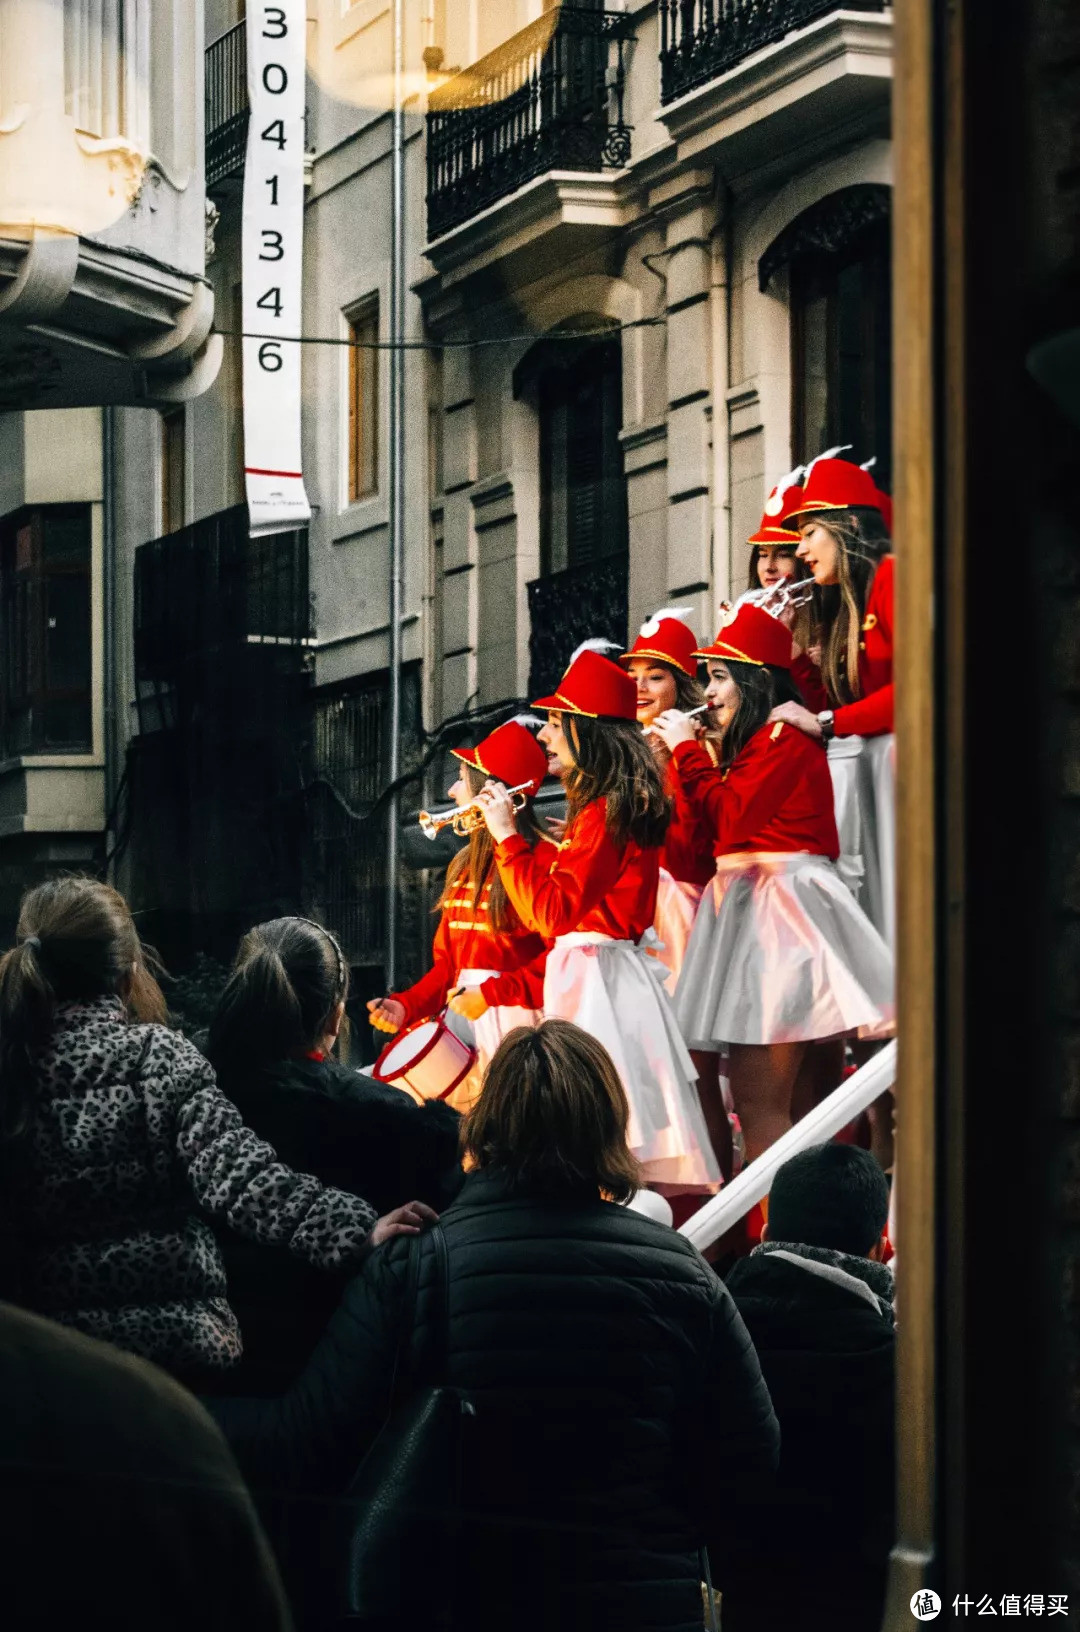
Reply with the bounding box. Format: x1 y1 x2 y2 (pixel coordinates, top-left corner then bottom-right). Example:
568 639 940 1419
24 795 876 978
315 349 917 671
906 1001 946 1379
241 0 310 536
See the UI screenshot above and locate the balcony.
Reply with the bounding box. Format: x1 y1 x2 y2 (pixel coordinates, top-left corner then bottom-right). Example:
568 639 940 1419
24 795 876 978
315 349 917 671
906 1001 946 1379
660 0 889 104
206 20 249 190
527 554 629 700
426 4 634 244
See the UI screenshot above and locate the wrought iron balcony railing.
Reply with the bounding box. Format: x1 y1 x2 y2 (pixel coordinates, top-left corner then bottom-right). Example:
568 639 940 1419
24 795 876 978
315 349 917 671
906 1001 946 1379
426 4 634 241
206 20 249 189
135 505 311 687
527 553 629 700
659 0 889 106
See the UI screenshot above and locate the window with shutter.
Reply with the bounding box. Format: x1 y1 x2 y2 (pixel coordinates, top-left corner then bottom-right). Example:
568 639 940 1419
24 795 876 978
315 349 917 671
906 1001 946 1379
539 337 627 576
0 506 93 758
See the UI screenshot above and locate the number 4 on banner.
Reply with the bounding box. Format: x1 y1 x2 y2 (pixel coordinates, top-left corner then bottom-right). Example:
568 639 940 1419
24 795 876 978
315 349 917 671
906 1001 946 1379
241 1 310 537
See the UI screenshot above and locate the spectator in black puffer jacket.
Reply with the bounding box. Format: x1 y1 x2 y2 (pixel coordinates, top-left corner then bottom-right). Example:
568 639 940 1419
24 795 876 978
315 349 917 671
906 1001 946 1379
714 1143 895 1632
0 878 431 1385
213 1020 779 1632
204 917 463 1393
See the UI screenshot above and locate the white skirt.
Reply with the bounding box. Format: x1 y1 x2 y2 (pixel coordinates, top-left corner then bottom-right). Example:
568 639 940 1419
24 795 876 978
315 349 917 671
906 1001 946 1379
828 733 896 952
650 870 704 994
544 933 721 1194
443 966 541 1113
673 851 895 1049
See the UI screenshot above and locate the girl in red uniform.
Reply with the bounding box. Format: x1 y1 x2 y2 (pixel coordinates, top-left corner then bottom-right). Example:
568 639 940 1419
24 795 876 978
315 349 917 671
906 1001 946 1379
474 649 720 1195
368 721 554 1110
768 456 896 949
653 603 893 1166
620 611 715 991
619 613 732 1178
745 470 817 665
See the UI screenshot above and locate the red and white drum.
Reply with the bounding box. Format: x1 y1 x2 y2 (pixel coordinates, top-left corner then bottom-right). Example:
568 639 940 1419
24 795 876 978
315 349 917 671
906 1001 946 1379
371 1012 477 1103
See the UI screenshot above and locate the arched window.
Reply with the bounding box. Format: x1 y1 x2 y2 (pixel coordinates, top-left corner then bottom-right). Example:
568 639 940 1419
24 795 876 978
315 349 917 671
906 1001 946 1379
514 328 629 696
761 184 892 485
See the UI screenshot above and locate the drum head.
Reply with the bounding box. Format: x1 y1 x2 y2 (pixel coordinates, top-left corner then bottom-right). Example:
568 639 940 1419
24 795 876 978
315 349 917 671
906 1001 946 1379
373 1019 438 1082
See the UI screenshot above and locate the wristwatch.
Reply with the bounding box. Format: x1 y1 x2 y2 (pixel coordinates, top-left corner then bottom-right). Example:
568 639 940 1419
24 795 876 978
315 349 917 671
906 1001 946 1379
817 710 835 743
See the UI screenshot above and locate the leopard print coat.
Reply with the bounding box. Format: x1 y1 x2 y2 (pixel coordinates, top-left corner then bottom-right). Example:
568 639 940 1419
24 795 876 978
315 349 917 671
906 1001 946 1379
11 996 379 1374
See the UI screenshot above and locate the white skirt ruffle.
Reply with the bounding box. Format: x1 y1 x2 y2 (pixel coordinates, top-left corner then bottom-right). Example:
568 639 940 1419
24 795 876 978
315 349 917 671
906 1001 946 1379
544 933 721 1194
443 966 541 1113
828 733 896 952
673 852 895 1049
650 870 704 994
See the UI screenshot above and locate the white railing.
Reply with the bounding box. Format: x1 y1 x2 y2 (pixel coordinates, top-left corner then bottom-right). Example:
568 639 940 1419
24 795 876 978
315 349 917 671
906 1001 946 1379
678 1041 897 1249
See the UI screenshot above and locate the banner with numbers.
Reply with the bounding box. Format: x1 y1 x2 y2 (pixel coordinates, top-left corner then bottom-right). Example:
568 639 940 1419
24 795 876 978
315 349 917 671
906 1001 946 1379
242 1 310 537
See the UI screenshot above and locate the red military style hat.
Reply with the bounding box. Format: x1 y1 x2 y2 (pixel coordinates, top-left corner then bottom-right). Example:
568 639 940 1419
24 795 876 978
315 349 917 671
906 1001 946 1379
748 466 806 546
695 603 793 671
533 648 638 721
785 448 886 523
620 609 699 677
452 720 548 797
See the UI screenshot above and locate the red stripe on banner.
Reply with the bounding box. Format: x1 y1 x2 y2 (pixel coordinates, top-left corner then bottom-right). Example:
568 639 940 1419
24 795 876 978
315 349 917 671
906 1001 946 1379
245 467 304 478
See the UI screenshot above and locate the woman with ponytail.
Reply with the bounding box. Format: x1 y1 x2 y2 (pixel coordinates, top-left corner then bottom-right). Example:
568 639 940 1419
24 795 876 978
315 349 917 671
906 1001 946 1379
206 916 462 1390
0 877 432 1383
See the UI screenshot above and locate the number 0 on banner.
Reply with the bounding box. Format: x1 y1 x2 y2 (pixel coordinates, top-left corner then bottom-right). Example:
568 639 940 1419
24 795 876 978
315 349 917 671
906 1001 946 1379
242 2 311 537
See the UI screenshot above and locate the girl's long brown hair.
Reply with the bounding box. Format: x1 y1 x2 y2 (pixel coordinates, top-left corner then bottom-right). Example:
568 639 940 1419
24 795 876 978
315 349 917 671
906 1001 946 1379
437 762 547 935
564 715 670 849
809 508 892 705
0 877 168 1149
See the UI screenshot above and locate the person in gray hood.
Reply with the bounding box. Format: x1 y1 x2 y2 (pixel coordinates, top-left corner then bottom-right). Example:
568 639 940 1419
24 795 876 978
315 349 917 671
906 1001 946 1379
712 1142 895 1632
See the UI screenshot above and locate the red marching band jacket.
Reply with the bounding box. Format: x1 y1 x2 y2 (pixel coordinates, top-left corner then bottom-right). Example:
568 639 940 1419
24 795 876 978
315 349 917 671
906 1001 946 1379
662 754 720 887
792 555 895 737
389 838 559 1026
496 798 659 944
671 723 840 859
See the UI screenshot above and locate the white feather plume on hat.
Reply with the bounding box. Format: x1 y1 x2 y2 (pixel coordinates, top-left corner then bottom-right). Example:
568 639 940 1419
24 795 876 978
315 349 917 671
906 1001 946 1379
762 463 807 517
569 637 622 664
860 456 877 473
804 443 853 477
508 713 545 733
638 606 695 640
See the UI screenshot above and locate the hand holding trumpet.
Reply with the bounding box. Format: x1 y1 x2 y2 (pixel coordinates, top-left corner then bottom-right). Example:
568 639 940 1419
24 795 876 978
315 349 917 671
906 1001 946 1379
649 708 705 753
473 779 519 844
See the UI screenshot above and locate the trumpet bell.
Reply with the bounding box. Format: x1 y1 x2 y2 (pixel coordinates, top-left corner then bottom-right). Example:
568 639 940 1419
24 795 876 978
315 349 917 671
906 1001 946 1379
417 781 533 841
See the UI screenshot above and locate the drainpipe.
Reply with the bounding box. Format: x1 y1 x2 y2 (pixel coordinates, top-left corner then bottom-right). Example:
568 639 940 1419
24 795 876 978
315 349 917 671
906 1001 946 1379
101 405 118 878
710 188 733 607
385 0 406 986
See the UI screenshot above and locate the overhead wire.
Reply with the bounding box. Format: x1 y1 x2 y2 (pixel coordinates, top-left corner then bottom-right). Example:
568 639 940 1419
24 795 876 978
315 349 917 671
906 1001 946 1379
210 314 666 351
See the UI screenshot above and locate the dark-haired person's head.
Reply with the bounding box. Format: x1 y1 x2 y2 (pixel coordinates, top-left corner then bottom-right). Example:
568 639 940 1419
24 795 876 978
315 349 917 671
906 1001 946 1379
206 917 349 1077
765 1143 890 1259
0 876 168 1144
462 1019 642 1202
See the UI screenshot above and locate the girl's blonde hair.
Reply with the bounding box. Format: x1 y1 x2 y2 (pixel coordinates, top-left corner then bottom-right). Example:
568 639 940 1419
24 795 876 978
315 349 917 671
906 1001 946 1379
810 509 892 705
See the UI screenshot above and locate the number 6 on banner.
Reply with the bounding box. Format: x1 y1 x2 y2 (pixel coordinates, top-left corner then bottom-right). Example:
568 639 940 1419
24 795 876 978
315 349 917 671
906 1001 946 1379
258 342 283 372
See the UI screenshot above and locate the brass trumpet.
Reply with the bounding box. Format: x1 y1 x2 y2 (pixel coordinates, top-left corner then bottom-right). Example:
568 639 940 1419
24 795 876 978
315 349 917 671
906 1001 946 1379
418 782 533 841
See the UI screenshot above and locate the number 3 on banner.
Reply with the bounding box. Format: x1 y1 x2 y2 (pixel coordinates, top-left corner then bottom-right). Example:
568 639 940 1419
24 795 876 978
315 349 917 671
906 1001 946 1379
263 6 286 37
259 342 283 372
